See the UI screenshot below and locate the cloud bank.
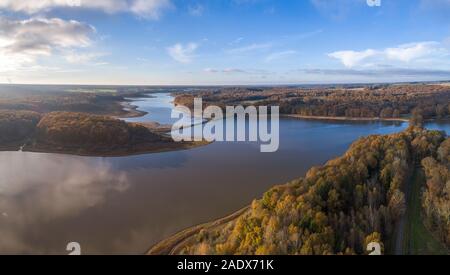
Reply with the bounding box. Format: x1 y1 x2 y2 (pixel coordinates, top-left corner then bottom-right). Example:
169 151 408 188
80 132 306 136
0 17 95 72
0 0 173 19
328 41 449 68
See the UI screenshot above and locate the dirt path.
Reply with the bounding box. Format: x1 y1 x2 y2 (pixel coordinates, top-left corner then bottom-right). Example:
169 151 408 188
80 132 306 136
393 166 416 255
147 206 249 255
397 166 449 255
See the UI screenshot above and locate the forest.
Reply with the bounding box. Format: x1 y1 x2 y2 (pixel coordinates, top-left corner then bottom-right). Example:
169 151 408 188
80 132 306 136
35 112 162 148
0 85 152 117
0 110 42 149
171 127 449 255
174 84 450 120
0 110 199 156
422 139 450 247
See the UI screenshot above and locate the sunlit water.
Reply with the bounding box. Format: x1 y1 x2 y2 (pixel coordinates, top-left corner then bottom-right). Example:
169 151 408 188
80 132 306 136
124 93 203 127
0 93 448 254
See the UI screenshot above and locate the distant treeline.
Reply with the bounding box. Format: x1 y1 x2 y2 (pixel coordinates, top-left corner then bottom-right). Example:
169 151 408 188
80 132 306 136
175 127 449 255
174 84 450 120
0 86 154 116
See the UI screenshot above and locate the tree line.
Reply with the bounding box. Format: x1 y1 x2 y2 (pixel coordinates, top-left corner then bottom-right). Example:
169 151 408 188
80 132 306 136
174 84 450 120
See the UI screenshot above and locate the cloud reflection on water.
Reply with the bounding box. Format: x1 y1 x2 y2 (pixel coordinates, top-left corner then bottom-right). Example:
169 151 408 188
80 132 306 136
0 152 129 253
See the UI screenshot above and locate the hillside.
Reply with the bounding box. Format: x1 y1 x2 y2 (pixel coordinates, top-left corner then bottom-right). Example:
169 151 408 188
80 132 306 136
35 112 161 147
0 111 204 157
149 127 449 255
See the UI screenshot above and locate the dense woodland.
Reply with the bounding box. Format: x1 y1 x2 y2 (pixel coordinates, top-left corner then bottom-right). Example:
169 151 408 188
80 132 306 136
422 139 450 247
0 110 42 148
175 84 450 120
178 127 449 255
0 110 174 155
35 112 162 148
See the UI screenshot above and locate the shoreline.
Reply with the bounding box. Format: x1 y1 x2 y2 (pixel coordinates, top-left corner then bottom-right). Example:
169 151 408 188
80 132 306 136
282 114 410 122
20 140 210 158
135 122 173 134
114 100 148 118
147 206 250 255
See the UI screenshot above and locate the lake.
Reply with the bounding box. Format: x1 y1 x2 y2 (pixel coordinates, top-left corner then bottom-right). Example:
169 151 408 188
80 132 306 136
0 93 448 254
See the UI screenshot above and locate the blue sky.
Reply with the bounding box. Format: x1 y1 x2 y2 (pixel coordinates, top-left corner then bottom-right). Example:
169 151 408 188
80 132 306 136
1 0 450 85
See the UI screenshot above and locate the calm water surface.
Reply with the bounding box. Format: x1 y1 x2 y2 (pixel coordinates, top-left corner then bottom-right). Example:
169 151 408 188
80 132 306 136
0 93 448 254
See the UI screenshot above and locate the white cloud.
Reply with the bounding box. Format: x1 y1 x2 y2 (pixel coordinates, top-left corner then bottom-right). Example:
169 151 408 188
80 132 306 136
227 43 272 54
328 49 377 68
302 68 450 78
130 0 173 19
0 17 95 72
265 50 297 62
328 41 449 68
385 42 443 62
167 43 198 63
0 0 173 19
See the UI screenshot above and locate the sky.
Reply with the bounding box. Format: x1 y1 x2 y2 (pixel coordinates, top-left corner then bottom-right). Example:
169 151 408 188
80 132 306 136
0 0 450 85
